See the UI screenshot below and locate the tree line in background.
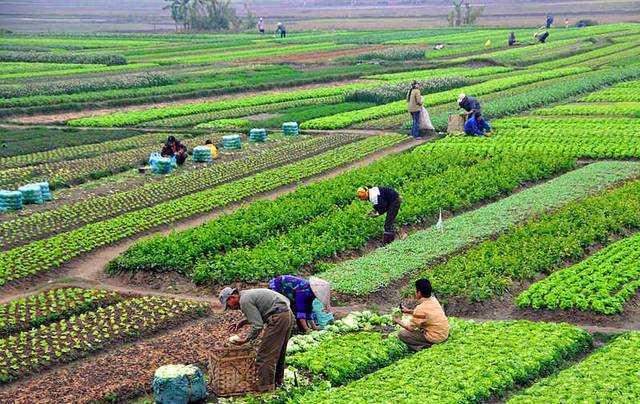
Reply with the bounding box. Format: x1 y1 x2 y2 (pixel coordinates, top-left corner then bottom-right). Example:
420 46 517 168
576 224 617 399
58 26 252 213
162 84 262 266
163 0 484 32
163 0 257 31
448 0 485 27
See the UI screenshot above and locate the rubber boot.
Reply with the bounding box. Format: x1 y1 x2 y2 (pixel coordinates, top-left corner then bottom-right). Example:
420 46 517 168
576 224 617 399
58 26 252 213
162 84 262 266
383 232 395 245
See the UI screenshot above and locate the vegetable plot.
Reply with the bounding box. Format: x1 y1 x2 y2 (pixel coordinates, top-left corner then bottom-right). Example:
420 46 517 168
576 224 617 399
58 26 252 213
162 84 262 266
191 151 573 284
0 287 122 335
0 134 364 249
110 146 473 275
535 102 640 117
414 178 640 303
67 82 376 127
0 135 405 286
299 320 592 403
300 67 590 130
288 332 409 386
509 332 640 403
321 161 640 295
518 232 640 314
0 296 209 383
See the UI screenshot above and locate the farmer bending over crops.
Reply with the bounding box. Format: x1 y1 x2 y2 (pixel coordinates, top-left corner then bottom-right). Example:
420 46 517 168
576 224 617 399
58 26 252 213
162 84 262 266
458 93 482 119
534 27 550 44
161 135 187 166
268 275 332 333
395 278 449 351
464 114 492 137
508 32 517 46
357 186 401 244
220 287 294 392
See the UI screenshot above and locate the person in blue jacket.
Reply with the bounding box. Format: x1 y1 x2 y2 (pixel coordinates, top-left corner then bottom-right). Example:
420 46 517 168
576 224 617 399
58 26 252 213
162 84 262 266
464 114 492 137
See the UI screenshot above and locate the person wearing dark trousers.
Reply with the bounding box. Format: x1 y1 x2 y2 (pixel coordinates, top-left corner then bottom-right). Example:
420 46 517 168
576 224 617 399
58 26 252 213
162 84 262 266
276 22 286 38
357 186 401 244
508 32 517 46
220 287 294 393
407 81 423 139
546 14 554 29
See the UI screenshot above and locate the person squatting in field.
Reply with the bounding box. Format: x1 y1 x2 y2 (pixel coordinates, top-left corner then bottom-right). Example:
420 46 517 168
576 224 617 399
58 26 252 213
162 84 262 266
357 186 401 244
268 275 333 333
464 114 492 136
220 287 294 392
161 135 187 165
395 278 450 351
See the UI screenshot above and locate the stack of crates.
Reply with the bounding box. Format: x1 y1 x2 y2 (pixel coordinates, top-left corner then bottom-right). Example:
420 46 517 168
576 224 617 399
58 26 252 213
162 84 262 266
282 122 299 136
37 182 53 201
0 190 22 212
18 184 44 205
222 135 242 150
249 128 267 142
192 145 213 163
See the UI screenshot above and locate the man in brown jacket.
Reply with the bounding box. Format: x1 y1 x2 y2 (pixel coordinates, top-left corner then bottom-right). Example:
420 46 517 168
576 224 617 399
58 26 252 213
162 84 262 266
221 287 294 392
395 278 450 351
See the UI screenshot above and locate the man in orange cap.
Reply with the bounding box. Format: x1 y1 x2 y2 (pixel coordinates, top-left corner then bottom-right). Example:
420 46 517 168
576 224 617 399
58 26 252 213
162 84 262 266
357 186 401 244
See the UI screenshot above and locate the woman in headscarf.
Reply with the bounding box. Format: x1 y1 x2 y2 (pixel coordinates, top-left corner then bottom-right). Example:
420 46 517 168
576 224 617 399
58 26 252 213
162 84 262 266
268 275 331 333
161 135 188 165
407 81 423 139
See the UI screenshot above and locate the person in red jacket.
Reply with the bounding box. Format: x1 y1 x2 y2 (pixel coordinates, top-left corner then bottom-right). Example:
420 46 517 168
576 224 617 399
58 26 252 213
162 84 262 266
357 186 401 244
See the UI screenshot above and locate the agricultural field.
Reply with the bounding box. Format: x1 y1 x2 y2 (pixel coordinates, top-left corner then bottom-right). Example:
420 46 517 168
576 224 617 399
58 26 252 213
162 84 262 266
2 22 640 403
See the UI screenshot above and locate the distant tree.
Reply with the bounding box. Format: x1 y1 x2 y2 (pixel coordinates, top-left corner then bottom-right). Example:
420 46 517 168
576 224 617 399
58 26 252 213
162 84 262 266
447 0 484 27
164 0 189 31
164 0 253 31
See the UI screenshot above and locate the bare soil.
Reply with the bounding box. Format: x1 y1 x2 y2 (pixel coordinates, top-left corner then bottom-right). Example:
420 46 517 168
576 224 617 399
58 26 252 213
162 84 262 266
0 313 244 403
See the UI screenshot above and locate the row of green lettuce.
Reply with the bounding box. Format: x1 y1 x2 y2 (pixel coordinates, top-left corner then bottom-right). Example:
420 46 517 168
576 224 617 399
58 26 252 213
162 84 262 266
319 161 640 295
0 135 405 286
109 147 575 284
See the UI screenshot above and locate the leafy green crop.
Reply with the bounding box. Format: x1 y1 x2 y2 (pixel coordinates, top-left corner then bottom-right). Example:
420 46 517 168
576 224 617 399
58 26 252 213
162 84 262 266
509 332 640 403
0 135 405 286
288 332 408 386
298 320 592 403
321 161 640 295
518 232 640 314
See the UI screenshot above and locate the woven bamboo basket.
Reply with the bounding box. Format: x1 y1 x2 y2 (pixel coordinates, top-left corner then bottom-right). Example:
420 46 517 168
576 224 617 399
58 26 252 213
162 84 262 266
208 344 258 397
447 113 467 135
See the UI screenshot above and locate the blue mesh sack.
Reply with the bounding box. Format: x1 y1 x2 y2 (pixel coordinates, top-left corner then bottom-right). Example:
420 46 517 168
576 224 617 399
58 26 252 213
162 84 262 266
152 364 207 404
19 184 44 205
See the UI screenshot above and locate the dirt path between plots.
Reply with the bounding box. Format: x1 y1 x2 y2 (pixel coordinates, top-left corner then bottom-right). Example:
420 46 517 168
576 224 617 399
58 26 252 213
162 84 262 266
5 79 365 125
0 137 422 303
